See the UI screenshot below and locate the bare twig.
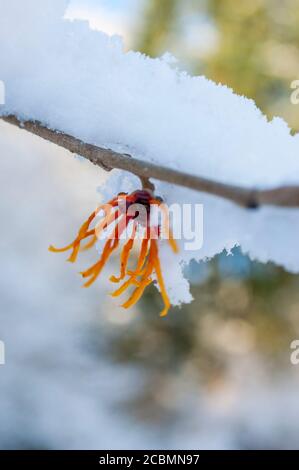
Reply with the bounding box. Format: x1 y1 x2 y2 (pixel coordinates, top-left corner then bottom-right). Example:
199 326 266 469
2 114 299 209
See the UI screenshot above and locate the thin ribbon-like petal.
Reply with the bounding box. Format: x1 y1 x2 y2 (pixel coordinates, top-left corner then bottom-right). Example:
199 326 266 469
151 239 171 317
121 240 156 309
110 222 137 283
81 216 132 287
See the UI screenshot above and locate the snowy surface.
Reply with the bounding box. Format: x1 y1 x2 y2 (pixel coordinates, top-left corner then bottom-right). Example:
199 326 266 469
1 0 299 306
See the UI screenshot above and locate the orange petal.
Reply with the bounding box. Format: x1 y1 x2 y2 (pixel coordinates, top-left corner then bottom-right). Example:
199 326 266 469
49 242 74 253
95 208 120 240
127 228 150 277
80 233 97 251
81 216 130 287
155 203 178 254
110 277 141 297
50 210 97 262
50 199 119 259
152 240 171 317
82 240 116 288
121 241 155 309
49 229 96 255
73 208 119 263
168 229 179 254
121 272 153 309
110 222 137 283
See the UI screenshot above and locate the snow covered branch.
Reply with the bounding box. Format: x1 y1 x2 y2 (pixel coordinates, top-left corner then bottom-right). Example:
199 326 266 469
3 0 299 305
3 114 299 210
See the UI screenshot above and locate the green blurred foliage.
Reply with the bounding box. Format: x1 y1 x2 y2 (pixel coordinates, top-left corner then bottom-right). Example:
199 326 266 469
107 250 298 422
137 0 299 130
136 0 178 58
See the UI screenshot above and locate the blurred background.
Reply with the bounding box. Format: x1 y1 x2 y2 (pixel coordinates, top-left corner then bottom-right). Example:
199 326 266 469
1 0 299 449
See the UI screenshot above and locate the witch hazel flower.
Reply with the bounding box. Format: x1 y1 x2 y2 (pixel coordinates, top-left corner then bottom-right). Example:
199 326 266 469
50 189 178 317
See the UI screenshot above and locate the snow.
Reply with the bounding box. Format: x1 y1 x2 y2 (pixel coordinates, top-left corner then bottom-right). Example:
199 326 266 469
1 0 299 306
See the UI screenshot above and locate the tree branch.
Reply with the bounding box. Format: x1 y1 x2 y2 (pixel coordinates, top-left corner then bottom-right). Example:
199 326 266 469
2 114 299 209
